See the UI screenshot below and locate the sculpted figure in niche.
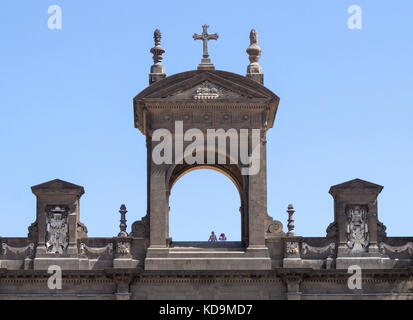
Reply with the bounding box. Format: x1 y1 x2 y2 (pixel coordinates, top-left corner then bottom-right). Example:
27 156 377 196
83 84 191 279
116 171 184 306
46 206 68 254
346 205 369 253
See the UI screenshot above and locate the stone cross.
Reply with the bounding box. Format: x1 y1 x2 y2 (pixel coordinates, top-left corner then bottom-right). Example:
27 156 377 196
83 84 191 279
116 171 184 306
193 24 218 70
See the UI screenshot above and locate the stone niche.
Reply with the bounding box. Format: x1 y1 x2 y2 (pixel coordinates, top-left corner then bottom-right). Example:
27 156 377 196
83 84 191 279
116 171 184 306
30 179 88 270
327 178 390 269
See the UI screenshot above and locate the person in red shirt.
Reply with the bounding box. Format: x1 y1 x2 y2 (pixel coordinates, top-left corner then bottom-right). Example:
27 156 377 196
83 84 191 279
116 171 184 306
219 233 227 241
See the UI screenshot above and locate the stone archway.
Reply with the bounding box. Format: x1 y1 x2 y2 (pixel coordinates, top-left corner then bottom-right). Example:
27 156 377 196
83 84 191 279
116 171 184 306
167 163 248 245
132 69 285 269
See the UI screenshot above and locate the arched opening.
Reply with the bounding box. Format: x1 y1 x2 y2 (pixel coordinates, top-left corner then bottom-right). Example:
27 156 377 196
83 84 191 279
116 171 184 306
168 168 242 242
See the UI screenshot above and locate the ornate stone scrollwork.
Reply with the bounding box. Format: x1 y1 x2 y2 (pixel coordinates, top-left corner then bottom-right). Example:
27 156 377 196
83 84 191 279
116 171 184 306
346 205 369 253
379 242 413 255
77 222 88 238
46 206 69 254
27 222 38 241
326 222 338 238
116 241 131 255
1 243 34 257
79 243 113 256
377 220 387 238
193 81 220 100
265 216 285 239
267 221 283 235
285 242 300 256
301 242 335 256
130 215 150 238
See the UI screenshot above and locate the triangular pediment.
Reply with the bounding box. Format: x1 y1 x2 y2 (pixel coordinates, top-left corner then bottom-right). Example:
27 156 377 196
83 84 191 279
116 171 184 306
133 70 280 134
136 70 276 101
31 179 85 196
329 178 383 196
165 79 248 100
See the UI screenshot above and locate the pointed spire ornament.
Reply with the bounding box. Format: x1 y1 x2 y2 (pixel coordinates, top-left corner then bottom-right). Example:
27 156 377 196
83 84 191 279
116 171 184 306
118 204 128 237
246 29 264 84
149 29 166 84
286 204 296 236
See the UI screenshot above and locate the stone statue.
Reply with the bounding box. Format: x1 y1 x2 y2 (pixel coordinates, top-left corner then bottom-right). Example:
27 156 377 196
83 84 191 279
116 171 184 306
346 205 369 253
46 207 68 254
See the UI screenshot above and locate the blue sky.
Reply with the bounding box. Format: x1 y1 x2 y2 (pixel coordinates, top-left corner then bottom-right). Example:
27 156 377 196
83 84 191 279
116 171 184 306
0 1 412 240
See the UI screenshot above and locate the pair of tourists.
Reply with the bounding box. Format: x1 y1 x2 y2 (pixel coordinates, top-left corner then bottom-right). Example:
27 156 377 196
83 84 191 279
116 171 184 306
208 231 227 241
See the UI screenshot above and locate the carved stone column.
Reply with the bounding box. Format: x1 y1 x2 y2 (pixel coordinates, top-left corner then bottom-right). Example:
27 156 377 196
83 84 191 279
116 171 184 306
246 135 270 260
147 163 169 249
145 134 170 264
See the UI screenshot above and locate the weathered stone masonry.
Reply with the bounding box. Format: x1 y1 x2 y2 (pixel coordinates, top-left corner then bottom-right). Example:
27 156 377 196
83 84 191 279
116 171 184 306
0 28 412 300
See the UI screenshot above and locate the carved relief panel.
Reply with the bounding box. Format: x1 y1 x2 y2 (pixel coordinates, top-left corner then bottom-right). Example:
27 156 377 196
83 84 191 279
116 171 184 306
346 205 369 253
45 206 69 254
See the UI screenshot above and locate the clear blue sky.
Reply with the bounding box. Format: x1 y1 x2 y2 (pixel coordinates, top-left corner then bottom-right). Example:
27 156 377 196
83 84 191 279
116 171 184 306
1 1 412 240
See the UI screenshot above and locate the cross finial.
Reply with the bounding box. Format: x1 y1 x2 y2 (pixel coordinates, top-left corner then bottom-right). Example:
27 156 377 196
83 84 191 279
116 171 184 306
193 24 219 70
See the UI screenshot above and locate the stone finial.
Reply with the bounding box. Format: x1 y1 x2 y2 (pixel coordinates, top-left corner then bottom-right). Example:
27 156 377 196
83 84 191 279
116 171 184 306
118 204 128 237
246 29 263 84
149 29 166 85
286 204 296 236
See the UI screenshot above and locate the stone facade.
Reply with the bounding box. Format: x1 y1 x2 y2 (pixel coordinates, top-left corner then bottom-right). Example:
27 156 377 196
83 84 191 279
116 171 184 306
0 28 412 300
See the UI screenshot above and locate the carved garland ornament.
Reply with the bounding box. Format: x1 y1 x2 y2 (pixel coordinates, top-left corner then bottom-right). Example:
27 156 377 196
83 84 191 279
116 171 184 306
379 242 413 255
301 242 335 256
1 243 34 257
79 243 113 256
